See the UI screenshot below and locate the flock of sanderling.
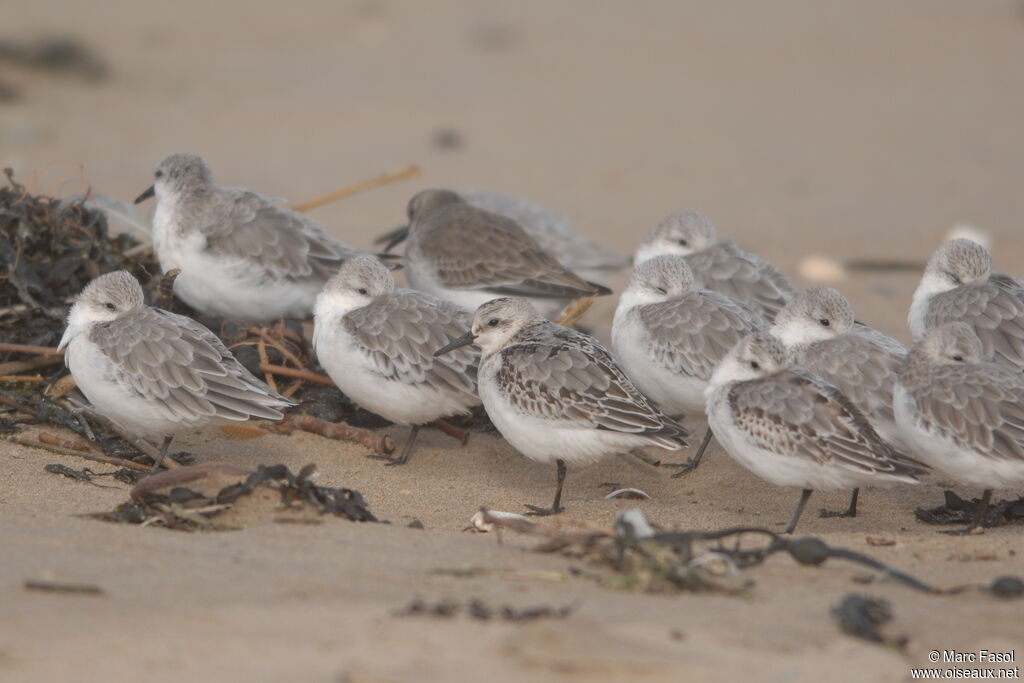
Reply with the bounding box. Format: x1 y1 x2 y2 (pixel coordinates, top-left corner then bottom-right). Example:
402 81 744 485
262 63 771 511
57 152 1024 533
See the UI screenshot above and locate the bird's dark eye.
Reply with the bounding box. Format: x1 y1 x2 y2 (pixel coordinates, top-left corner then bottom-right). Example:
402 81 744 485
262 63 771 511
952 354 964 362
819 318 830 327
750 361 760 370
357 288 368 295
655 287 668 295
155 170 163 179
676 239 688 247
104 302 116 310
488 318 499 327
950 273 961 285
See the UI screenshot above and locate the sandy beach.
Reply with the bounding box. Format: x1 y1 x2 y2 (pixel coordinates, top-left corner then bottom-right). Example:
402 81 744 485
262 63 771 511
2 1 1023 681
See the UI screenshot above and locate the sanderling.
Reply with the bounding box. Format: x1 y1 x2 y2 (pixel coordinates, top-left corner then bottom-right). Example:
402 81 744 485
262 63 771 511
705 331 926 533
382 189 611 317
612 254 764 474
135 152 383 322
313 255 480 465
771 287 909 517
435 297 688 515
377 189 629 286
909 239 1024 372
58 271 292 467
895 323 1024 534
634 209 794 320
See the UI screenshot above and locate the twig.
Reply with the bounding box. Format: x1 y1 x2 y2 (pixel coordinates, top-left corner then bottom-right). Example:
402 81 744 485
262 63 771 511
555 297 595 328
256 334 277 393
24 580 104 595
251 327 304 368
432 418 470 445
0 342 64 356
286 414 394 454
0 375 44 383
289 164 422 213
258 363 335 387
45 374 77 399
0 354 64 375
38 431 91 451
155 269 180 309
10 433 150 472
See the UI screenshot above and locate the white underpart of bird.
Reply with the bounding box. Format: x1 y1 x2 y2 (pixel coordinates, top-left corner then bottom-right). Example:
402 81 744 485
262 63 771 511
135 152 375 322
312 255 480 465
633 208 795 321
58 270 292 465
434 297 687 515
894 323 1024 533
704 331 926 533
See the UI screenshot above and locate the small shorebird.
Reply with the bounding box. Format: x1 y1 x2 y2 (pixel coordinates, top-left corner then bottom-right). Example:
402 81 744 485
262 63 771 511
313 255 480 465
909 238 1024 372
612 254 764 474
135 152 381 322
58 271 292 467
771 287 909 518
705 331 926 533
634 209 794 320
895 323 1024 534
384 189 611 317
377 189 629 287
435 297 688 515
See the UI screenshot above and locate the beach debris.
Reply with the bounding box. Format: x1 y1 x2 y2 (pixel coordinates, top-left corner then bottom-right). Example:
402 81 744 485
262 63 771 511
865 536 896 547
90 463 377 531
476 509 947 595
831 594 908 649
605 488 650 501
798 255 847 283
915 491 1024 529
0 36 108 81
43 463 136 487
469 509 531 532
24 579 105 596
394 598 574 621
988 576 1024 600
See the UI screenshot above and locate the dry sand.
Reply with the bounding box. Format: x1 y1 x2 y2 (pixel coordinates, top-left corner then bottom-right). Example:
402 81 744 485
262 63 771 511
2 1 1024 681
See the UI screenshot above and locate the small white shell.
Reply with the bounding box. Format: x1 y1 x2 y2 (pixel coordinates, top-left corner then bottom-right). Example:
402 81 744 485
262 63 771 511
798 255 846 283
615 508 656 539
605 488 650 500
470 509 530 532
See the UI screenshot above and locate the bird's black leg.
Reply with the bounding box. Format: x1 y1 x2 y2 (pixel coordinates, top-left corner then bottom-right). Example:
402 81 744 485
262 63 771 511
671 427 714 478
525 459 567 516
820 487 859 518
941 489 993 535
783 488 814 534
152 435 175 470
386 425 421 466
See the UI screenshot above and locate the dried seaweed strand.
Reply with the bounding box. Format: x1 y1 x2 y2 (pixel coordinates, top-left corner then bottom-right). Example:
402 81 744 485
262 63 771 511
286 414 394 454
10 433 149 471
258 363 335 387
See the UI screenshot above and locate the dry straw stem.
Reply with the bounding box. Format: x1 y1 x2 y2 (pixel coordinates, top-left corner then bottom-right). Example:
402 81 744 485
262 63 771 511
290 164 422 213
286 414 395 455
11 433 150 472
555 297 595 328
258 363 335 387
0 353 64 375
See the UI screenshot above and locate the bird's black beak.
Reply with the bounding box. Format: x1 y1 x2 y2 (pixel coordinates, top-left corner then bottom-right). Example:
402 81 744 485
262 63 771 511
134 185 155 204
434 331 476 357
375 225 410 253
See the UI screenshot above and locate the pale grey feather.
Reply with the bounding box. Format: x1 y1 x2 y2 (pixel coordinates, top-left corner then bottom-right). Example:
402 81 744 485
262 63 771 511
925 282 1024 372
343 289 478 396
89 306 291 424
728 369 923 476
685 239 795 320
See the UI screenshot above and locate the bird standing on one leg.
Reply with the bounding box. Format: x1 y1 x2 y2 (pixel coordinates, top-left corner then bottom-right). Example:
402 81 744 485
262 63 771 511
313 255 480 466
59 271 293 468
436 297 687 515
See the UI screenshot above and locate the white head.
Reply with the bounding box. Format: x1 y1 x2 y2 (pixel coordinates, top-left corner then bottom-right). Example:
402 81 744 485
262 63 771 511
60 271 145 349
135 153 214 204
771 287 854 347
708 330 788 389
434 297 541 359
315 255 395 319
919 239 992 295
634 209 717 265
621 254 696 307
913 322 985 365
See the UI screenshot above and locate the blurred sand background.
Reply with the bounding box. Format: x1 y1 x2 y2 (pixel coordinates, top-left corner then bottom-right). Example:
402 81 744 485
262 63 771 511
2 1 1024 681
